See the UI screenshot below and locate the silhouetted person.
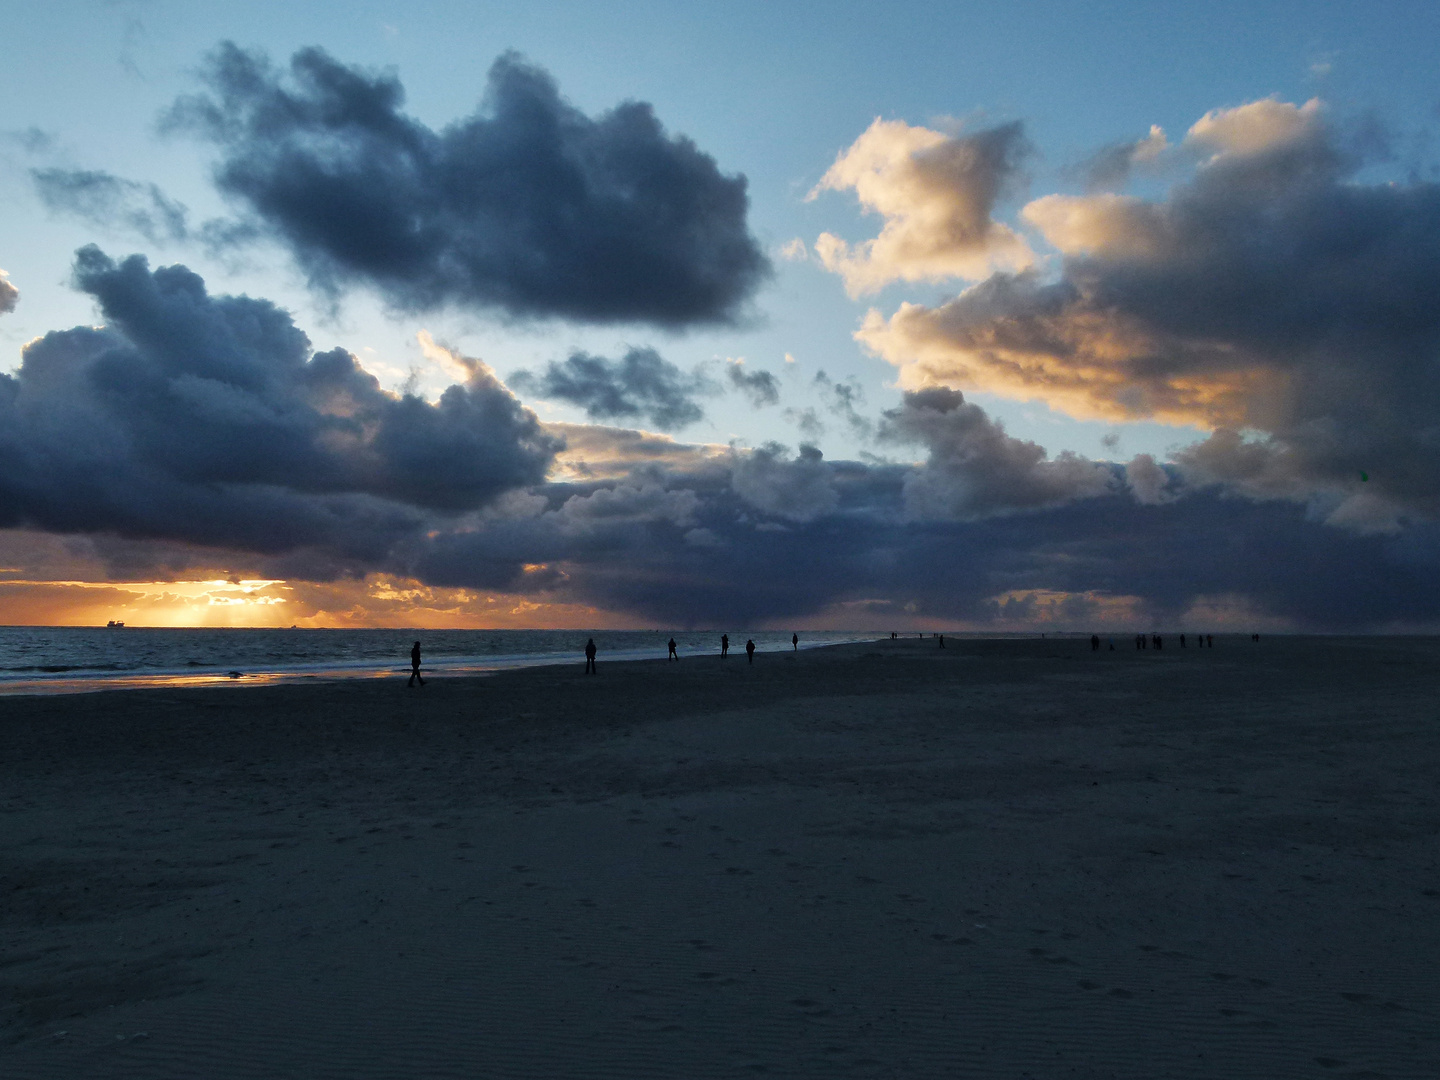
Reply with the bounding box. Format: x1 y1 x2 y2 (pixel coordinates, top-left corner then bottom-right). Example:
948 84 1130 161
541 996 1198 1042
409 641 424 687
745 639 755 664
584 637 597 674
1155 634 1163 650
1090 634 1100 651
721 634 729 658
938 634 945 648
792 633 798 651
668 637 678 661
1180 633 1186 647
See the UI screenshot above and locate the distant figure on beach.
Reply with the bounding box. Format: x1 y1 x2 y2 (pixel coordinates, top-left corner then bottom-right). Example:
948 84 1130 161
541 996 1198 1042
668 637 678 661
792 633 798 651
1090 634 1099 651
721 634 729 658
1154 634 1163 650
584 637 597 674
938 634 945 649
1180 633 1186 647
745 639 755 664
409 641 425 687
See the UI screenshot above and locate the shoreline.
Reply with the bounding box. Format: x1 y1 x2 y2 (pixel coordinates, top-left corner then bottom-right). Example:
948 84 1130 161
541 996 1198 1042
0 632 885 698
0 630 1392 699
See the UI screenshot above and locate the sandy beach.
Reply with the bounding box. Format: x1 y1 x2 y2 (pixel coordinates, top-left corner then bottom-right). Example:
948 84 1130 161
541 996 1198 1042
2 635 1438 1078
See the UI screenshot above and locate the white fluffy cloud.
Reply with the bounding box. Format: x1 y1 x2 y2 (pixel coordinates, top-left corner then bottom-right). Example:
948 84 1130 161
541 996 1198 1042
808 118 1034 295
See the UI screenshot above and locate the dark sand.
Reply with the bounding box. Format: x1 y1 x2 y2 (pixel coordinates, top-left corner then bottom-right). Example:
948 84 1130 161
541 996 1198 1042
2 635 1438 1078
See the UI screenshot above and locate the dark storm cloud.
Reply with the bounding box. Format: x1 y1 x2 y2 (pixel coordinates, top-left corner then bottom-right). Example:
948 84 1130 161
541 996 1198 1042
392 439 1440 630
511 348 715 430
877 388 1113 520
730 443 840 522
862 99 1440 530
32 168 189 243
6 242 1438 628
167 43 770 326
726 360 780 407
0 247 557 556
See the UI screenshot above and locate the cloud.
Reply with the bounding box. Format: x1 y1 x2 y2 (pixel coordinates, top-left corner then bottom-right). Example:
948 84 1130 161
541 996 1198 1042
808 118 1034 295
813 370 873 439
1078 124 1168 190
857 98 1440 523
1124 453 1173 505
878 388 1114 520
779 238 810 262
726 359 780 407
730 443 839 522
0 247 557 557
3 127 55 153
4 237 1438 630
0 269 16 315
32 168 190 243
167 43 769 326
783 406 825 439
510 347 715 430
2 275 1438 629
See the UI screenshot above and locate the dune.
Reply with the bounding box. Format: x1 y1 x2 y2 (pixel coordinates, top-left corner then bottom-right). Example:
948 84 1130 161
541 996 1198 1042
2 635 1438 1078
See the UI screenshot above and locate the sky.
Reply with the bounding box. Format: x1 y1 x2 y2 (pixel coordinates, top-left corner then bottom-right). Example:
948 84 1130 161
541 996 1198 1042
2 0 1439 630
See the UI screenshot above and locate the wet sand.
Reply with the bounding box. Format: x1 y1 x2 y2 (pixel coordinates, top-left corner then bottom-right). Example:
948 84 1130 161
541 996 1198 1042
2 635 1438 1078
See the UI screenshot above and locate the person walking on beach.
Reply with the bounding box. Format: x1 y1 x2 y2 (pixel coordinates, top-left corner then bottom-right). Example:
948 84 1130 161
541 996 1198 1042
668 637 678 661
745 639 755 664
721 634 729 658
584 637 597 674
792 633 798 651
938 634 945 649
409 641 425 687
1091 634 1100 651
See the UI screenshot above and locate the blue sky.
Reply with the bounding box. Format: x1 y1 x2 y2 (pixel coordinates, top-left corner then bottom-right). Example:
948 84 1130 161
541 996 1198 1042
2 0 1438 628
8 0 1434 458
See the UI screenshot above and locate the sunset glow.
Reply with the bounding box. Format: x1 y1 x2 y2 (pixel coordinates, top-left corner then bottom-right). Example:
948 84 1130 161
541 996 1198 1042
2 3 1437 631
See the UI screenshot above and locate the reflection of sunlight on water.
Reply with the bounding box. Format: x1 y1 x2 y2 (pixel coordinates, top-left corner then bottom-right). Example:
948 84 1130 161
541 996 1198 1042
0 666 420 697
0 630 881 697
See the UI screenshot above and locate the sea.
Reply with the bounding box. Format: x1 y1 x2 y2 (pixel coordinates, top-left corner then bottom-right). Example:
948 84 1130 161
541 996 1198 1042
0 626 881 696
